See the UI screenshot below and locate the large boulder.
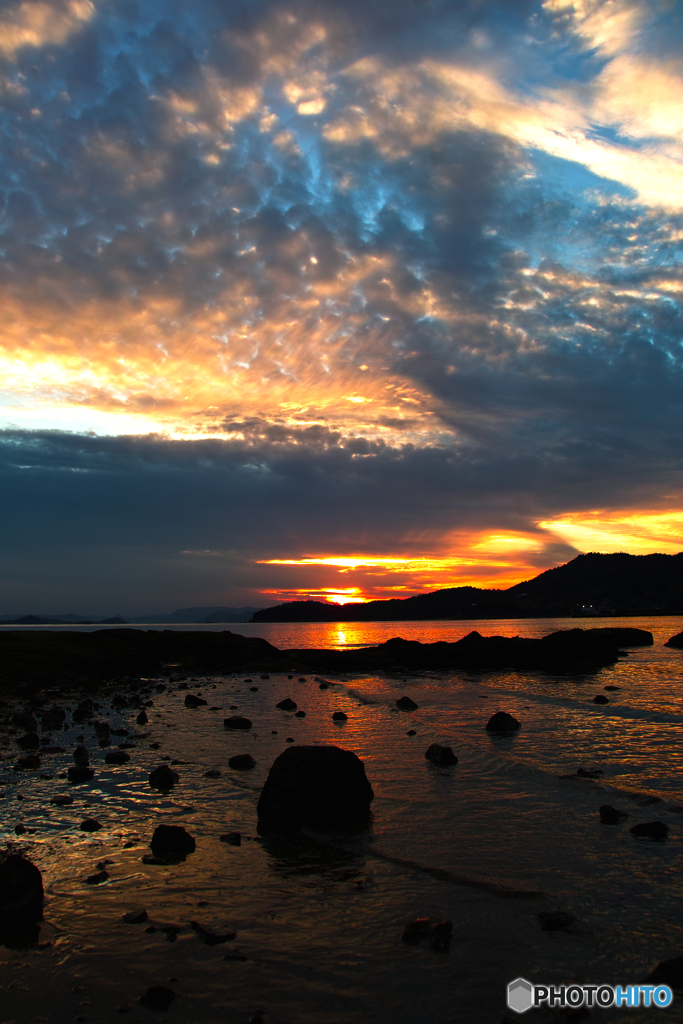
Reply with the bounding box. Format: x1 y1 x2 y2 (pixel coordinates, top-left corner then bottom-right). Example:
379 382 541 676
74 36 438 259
257 745 374 829
0 854 44 937
150 825 196 860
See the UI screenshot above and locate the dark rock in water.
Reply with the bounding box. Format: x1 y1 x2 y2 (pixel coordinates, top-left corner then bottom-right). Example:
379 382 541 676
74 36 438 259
643 956 683 988
228 754 256 770
396 696 418 711
204 769 221 778
401 918 452 949
94 721 110 737
139 986 176 1012
576 767 603 778
276 698 297 711
50 794 74 806
486 712 520 733
257 744 374 829
0 853 44 935
285 737 294 742
295 710 306 718
16 754 40 770
14 823 27 835
42 745 66 754
190 920 236 945
122 909 148 924
630 821 669 840
73 745 89 766
425 743 458 767
67 766 94 784
79 818 102 832
407 729 416 736
248 1013 267 1024
17 733 40 750
105 751 131 765
136 710 148 725
538 911 575 931
593 694 609 704
223 716 252 730
150 825 196 859
428 919 453 951
184 694 207 708
249 686 259 692
604 685 620 691
72 699 94 723
599 805 629 824
332 711 348 722
85 869 109 885
665 631 683 648
319 682 329 690
220 831 241 846
41 707 66 730
148 764 179 790
12 712 38 732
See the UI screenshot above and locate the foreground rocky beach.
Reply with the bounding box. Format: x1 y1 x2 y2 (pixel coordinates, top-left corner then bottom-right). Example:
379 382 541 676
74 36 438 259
1 624 682 1022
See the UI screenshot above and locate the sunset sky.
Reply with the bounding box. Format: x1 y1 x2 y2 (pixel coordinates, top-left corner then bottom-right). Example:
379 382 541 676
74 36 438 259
1 0 682 615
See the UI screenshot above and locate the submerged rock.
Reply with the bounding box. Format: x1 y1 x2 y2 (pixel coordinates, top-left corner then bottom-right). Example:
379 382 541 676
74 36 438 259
223 716 252 730
220 831 241 846
148 764 179 790
425 743 458 767
599 805 629 824
630 821 669 840
485 712 520 733
190 920 236 945
593 694 609 704
396 696 418 711
276 698 297 711
67 766 94 784
150 825 196 860
257 745 374 829
139 986 176 1012
105 750 131 765
228 754 256 770
0 853 44 936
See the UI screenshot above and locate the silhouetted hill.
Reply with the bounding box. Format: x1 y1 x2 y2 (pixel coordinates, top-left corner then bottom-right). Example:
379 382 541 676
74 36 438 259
250 552 683 622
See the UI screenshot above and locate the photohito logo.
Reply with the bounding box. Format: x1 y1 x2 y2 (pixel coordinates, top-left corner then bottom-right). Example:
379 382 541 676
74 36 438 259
507 978 673 1013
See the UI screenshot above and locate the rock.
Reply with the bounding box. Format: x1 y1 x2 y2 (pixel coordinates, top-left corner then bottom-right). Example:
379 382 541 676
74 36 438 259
17 733 40 750
228 754 256 770
85 869 109 885
223 716 252 730
599 805 629 824
220 832 241 846
538 911 575 931
42 745 65 754
332 711 348 722
67 766 94 784
148 764 179 790
136 710 148 725
73 745 90 766
0 853 44 934
576 767 603 778
94 721 110 737
122 909 148 924
604 685 620 691
249 686 259 692
425 743 458 767
50 794 74 806
203 769 221 778
396 696 418 711
260 674 269 680
184 694 207 708
295 710 306 718
79 818 102 832
664 631 683 648
150 825 196 860
407 729 416 736
139 986 176 1012
41 707 66 730
485 712 520 733
105 751 131 765
276 698 297 711
16 754 41 770
630 821 669 840
401 918 452 949
190 920 236 945
319 682 329 690
14 823 27 835
593 694 609 704
643 956 683 988
12 712 38 732
285 737 294 742
257 745 374 829
72 700 94 723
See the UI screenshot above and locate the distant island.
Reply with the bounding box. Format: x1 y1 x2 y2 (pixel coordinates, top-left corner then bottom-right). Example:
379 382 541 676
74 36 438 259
251 552 683 622
0 607 263 626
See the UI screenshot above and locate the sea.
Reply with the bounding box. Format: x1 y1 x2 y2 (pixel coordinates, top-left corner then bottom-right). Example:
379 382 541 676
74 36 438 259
1 616 682 1023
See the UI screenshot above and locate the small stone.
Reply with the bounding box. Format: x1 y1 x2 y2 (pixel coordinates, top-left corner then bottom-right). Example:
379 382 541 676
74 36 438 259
425 743 458 767
184 694 208 708
593 694 609 704
148 764 179 790
406 730 416 736
67 766 94 784
630 821 669 840
228 754 256 770
249 687 259 692
220 832 241 846
285 737 294 742
294 710 306 718
485 712 520 733
79 818 102 832
73 745 90 766
14 823 27 835
122 908 148 924
319 682 329 690
150 824 196 859
276 698 297 711
136 710 148 725
396 696 418 711
332 711 348 722
538 911 575 931
190 920 236 945
223 716 252 730
139 986 176 1012
599 805 629 824
105 751 130 765
203 769 221 778
85 870 109 885
604 685 620 691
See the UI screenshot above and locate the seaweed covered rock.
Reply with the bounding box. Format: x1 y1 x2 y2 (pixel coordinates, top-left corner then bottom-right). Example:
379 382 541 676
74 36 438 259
0 853 44 938
257 745 374 829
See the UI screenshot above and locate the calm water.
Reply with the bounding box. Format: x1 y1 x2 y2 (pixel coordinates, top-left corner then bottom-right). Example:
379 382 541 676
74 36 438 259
1 617 683 1023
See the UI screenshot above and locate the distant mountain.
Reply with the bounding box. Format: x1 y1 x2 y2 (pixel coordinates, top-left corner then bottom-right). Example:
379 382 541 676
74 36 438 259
250 552 683 622
129 606 264 624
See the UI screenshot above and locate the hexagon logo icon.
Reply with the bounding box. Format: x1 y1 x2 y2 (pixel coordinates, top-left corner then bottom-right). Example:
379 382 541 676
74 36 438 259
507 977 534 1014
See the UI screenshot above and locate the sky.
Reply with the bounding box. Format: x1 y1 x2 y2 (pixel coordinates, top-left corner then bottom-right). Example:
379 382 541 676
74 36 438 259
1 0 683 615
